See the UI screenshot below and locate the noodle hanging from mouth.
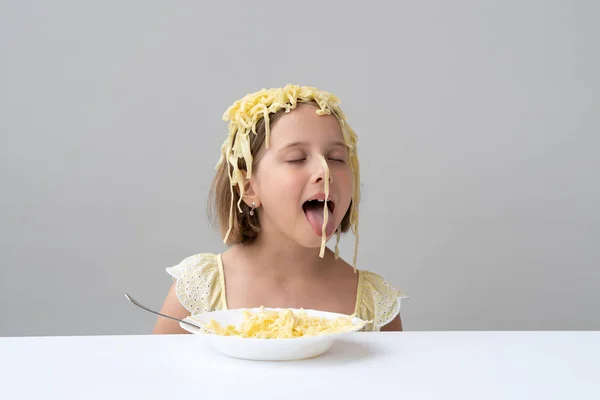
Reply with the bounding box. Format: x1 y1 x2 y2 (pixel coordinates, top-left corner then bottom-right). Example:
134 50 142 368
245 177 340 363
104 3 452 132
319 155 330 258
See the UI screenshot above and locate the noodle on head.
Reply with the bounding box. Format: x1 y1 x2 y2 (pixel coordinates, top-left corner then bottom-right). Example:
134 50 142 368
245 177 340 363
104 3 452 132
217 84 361 270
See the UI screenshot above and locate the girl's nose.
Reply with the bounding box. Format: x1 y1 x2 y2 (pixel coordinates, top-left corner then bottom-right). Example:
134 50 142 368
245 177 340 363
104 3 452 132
313 158 333 184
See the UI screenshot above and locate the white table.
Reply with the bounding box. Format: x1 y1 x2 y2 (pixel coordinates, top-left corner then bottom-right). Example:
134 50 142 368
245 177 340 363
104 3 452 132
1 332 599 399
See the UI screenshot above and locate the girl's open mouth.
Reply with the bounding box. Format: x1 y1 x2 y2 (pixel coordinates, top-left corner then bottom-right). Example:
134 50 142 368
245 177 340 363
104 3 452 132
302 199 335 236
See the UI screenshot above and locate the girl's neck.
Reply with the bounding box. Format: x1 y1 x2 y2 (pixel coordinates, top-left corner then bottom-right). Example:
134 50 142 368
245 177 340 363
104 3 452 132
234 232 334 278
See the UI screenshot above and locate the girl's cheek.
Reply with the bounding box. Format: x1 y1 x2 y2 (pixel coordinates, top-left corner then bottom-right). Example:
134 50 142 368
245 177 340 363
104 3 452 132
335 167 352 185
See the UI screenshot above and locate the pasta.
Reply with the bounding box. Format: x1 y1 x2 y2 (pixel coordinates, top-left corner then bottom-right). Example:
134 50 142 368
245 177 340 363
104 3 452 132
203 307 365 339
319 154 329 258
217 84 361 270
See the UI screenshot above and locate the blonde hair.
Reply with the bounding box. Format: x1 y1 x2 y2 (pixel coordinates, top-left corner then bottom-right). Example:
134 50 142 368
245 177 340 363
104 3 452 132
208 84 361 267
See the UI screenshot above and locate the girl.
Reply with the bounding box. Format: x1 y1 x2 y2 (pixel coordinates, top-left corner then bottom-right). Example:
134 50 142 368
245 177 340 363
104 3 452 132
154 85 407 334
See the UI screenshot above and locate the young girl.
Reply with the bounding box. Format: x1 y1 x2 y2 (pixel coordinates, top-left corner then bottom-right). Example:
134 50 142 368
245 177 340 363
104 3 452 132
154 84 407 334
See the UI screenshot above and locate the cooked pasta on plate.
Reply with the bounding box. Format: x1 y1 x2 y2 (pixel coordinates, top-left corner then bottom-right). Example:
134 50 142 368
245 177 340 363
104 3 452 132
181 307 367 360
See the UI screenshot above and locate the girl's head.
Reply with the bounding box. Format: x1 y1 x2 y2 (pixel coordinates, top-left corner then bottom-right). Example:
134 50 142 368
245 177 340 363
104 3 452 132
209 85 361 267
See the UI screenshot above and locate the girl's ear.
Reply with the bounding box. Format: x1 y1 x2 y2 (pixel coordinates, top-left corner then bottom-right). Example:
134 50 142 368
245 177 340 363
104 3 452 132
241 177 261 209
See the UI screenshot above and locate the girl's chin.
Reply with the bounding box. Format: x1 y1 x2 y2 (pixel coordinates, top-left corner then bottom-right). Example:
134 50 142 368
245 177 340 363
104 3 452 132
297 232 336 250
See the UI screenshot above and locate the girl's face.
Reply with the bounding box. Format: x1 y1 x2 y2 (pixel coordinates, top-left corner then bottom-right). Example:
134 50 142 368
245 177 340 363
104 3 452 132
250 104 353 249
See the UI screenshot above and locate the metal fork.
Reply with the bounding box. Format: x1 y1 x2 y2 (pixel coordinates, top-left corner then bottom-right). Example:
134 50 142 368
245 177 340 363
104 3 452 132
124 293 204 331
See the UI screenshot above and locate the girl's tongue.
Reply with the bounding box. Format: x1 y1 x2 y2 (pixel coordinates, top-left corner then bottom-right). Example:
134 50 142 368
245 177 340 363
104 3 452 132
303 201 335 237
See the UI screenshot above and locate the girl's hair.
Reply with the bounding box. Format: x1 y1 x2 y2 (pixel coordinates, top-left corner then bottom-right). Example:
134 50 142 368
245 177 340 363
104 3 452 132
207 84 361 268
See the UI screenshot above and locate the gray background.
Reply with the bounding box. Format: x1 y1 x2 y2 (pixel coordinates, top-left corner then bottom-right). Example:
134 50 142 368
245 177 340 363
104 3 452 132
1 0 599 336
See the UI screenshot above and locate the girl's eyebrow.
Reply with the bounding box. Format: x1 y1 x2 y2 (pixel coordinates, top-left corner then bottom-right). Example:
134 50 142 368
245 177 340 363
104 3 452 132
277 141 346 152
329 141 347 149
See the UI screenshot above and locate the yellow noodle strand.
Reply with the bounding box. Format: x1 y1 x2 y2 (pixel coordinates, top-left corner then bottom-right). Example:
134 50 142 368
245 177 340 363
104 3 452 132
319 155 330 258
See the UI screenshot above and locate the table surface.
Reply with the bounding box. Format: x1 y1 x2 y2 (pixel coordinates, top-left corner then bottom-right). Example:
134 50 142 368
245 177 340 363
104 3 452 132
1 332 599 399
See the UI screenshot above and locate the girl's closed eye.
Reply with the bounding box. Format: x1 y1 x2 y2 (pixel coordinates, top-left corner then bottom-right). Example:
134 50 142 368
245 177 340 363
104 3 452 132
327 152 348 163
285 152 307 163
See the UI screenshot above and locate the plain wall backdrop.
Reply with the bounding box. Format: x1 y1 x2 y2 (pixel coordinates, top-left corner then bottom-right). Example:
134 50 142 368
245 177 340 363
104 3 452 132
1 0 599 336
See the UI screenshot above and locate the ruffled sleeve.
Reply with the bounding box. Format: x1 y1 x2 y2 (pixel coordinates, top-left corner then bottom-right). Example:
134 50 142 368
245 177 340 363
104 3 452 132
165 253 225 315
357 270 408 331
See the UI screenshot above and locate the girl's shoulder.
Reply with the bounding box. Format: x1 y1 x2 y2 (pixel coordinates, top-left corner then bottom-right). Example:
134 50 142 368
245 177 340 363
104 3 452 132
166 252 221 279
165 253 226 315
356 269 409 331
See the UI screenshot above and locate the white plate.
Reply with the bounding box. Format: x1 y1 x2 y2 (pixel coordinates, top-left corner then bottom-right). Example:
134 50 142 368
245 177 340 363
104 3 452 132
181 308 366 361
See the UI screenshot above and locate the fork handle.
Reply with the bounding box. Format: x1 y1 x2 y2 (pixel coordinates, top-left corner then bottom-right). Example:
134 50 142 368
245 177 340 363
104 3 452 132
125 293 203 331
